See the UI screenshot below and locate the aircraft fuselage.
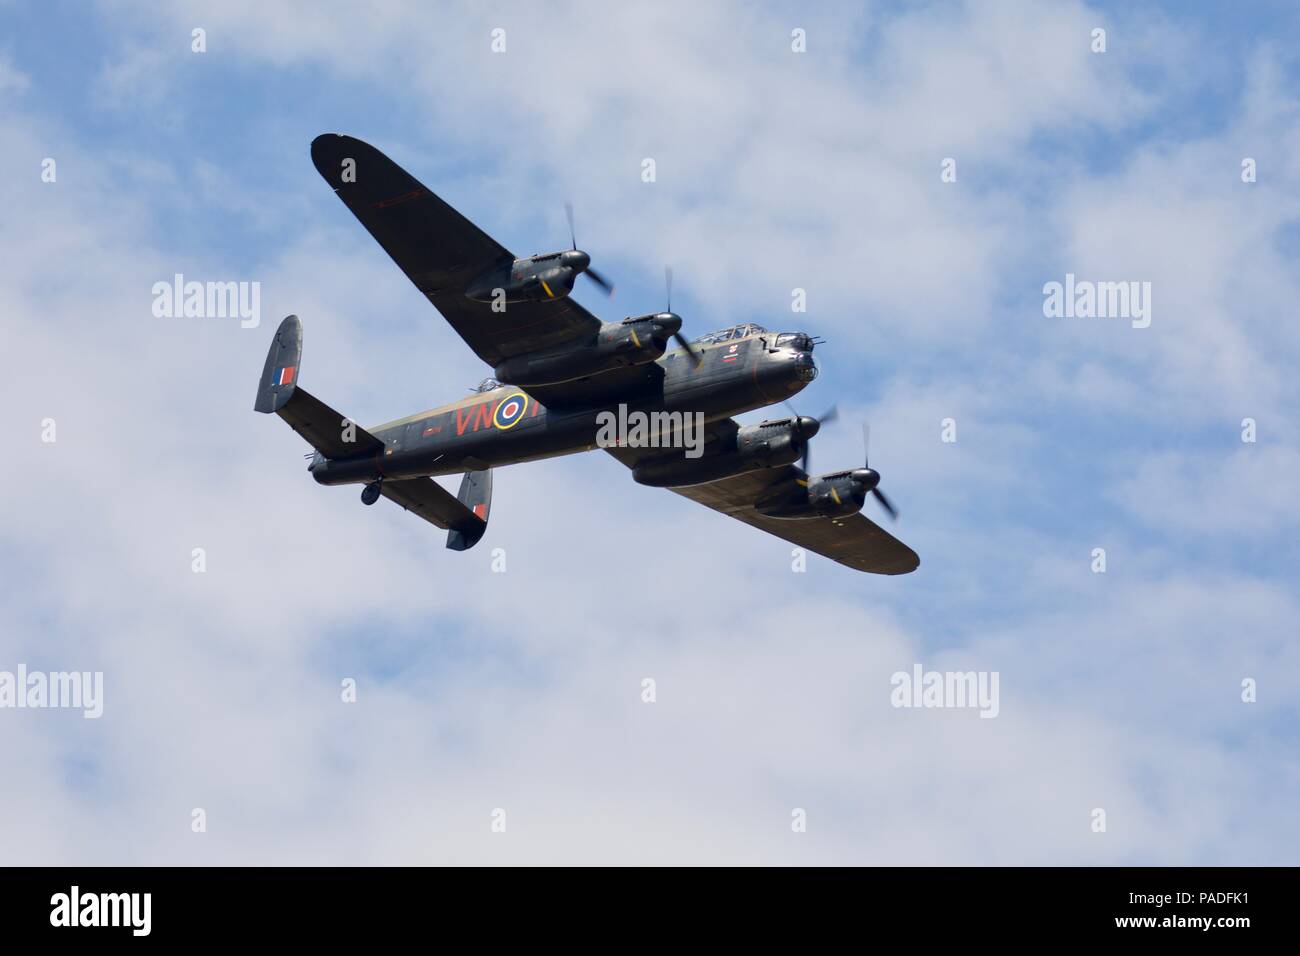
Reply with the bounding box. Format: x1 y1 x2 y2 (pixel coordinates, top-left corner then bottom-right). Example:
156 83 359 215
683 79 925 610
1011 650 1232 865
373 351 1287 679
308 330 816 485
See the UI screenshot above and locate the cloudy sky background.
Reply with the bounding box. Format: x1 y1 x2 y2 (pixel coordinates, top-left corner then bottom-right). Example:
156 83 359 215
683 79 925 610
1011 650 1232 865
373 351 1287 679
1 0 1297 864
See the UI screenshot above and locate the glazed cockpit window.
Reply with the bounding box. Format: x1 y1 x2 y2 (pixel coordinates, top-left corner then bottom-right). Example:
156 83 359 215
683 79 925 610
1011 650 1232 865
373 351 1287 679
694 323 767 345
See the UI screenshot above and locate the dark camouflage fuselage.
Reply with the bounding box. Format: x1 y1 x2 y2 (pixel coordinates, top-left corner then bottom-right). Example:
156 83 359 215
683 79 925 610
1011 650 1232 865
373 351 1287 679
309 330 816 486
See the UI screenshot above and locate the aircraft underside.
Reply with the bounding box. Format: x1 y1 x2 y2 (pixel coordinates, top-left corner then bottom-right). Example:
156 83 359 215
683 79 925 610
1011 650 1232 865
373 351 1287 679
253 134 918 575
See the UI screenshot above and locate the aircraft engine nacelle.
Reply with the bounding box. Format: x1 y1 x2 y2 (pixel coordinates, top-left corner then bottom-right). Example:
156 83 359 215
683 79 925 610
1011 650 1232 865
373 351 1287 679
632 419 804 487
465 251 589 305
755 470 871 520
495 314 679 387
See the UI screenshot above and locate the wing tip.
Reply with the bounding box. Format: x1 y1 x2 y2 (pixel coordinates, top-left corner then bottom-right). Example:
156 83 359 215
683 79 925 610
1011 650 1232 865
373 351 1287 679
311 133 343 172
311 133 372 182
848 548 919 575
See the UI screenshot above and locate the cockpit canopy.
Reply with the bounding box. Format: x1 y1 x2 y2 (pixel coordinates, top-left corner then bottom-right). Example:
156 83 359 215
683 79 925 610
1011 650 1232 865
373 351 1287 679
692 323 767 345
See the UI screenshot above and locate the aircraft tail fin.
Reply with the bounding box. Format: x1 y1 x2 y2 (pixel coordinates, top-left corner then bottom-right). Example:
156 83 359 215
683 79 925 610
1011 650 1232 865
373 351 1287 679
254 315 302 414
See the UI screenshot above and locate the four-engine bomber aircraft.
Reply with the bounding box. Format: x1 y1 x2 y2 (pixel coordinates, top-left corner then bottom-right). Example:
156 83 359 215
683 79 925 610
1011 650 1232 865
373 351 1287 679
254 134 919 574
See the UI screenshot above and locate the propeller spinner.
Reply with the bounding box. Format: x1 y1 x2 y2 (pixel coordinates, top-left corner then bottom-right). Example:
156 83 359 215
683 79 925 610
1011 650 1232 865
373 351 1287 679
784 401 838 475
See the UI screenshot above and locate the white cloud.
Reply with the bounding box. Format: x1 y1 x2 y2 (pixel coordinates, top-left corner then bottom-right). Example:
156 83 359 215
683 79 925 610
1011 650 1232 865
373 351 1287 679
1114 445 1300 537
0 52 29 97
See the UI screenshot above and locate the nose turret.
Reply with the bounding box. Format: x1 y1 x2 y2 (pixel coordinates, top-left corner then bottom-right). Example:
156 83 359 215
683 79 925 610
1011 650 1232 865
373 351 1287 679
794 350 817 382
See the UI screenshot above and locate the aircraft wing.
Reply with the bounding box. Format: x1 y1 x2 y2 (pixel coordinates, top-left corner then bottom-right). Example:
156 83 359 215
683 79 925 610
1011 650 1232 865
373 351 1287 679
311 134 660 407
607 421 920 575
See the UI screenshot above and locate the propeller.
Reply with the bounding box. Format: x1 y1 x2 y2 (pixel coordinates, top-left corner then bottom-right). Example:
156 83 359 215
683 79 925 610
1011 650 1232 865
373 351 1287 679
855 424 898 521
564 202 614 296
665 266 702 365
784 401 838 475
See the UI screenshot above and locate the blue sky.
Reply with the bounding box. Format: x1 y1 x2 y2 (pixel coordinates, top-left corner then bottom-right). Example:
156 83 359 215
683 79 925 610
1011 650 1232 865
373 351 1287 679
1 0 1298 864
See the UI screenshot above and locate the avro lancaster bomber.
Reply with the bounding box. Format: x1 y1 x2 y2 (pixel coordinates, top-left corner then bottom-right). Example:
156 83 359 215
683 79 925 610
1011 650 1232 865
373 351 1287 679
254 134 918 574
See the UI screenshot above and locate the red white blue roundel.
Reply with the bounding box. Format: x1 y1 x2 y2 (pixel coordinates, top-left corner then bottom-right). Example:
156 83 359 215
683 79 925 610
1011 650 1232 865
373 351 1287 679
493 393 529 430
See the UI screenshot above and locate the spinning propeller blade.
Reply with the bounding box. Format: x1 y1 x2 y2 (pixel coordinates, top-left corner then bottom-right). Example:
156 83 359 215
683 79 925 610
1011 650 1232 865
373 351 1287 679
872 487 898 520
861 424 898 521
585 267 614 295
564 201 577 250
563 202 615 297
665 266 702 365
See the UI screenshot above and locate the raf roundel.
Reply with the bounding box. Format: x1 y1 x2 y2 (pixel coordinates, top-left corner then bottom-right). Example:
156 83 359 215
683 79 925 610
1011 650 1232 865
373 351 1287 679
492 393 529 430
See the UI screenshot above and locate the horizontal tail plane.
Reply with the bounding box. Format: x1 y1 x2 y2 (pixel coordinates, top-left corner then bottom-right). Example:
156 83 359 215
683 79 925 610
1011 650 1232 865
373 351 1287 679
253 314 384 458
255 314 489 549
